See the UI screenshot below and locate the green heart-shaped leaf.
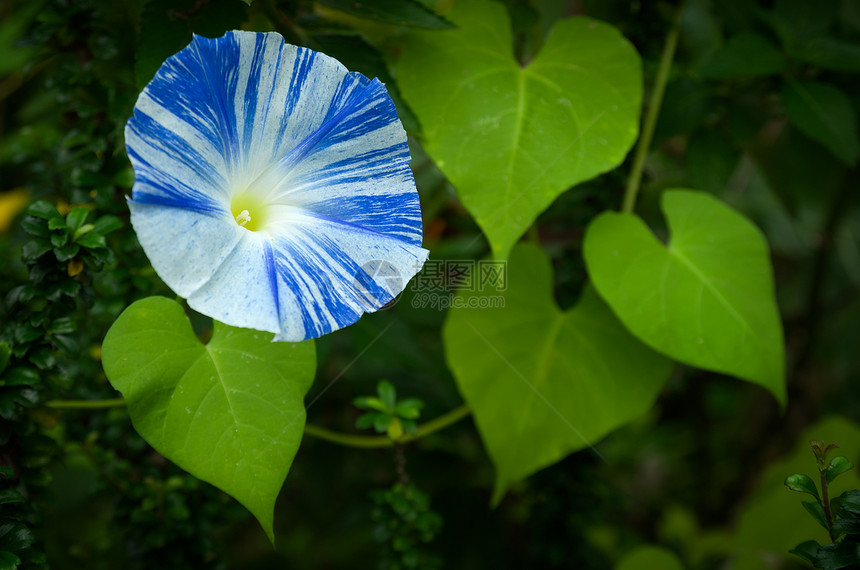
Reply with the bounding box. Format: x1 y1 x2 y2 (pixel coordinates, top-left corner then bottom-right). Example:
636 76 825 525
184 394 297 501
102 296 315 543
397 0 642 259
443 243 672 503
583 190 786 405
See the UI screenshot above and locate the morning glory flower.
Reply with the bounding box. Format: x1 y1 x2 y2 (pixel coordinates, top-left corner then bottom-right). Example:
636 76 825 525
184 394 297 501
125 31 428 341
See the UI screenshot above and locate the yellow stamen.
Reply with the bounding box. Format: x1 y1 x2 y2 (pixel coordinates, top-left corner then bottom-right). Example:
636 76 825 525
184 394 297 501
236 209 251 227
230 192 269 232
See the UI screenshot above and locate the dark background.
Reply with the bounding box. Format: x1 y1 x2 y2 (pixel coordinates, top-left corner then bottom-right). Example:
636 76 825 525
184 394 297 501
1 0 859 568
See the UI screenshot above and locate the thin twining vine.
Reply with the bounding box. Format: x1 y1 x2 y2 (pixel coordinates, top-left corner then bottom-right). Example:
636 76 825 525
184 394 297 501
45 399 471 449
621 3 683 214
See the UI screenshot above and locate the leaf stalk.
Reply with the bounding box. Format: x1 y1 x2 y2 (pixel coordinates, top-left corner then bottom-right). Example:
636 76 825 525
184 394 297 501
621 7 683 214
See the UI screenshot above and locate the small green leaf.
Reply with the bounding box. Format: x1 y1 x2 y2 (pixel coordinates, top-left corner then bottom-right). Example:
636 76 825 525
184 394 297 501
317 0 453 29
832 516 860 537
835 490 860 515
49 317 75 335
90 214 123 236
64 207 89 233
0 466 12 479
21 239 51 262
0 550 20 569
353 396 387 412
396 398 424 410
75 232 106 249
444 243 672 503
50 232 68 248
47 218 65 230
373 413 393 434
783 80 860 165
0 490 24 506
72 223 95 241
355 412 380 430
102 296 316 544
397 0 642 259
826 456 854 483
394 399 424 420
584 190 786 405
86 247 114 266
785 474 820 500
789 540 821 565
802 499 829 531
47 279 80 300
0 368 39 387
51 334 79 356
811 440 840 464
20 218 49 239
54 243 79 262
13 324 41 345
814 542 860 570
24 201 60 221
28 348 54 370
0 522 34 551
377 381 396 409
5 286 33 306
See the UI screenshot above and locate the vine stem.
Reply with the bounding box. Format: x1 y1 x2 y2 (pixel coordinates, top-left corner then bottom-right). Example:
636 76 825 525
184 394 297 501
621 7 683 214
46 398 127 409
821 467 835 540
303 405 471 448
44 399 472 449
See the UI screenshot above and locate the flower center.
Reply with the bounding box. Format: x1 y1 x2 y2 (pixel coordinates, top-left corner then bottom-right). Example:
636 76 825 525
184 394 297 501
230 192 269 232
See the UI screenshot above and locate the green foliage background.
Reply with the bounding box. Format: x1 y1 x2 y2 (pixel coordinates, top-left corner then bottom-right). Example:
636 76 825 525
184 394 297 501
0 0 859 568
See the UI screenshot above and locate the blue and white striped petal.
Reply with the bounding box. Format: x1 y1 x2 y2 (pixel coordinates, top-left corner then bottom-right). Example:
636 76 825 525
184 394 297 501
125 30 428 341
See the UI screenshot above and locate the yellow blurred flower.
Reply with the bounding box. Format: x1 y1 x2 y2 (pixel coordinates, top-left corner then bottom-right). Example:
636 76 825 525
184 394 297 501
0 188 30 233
